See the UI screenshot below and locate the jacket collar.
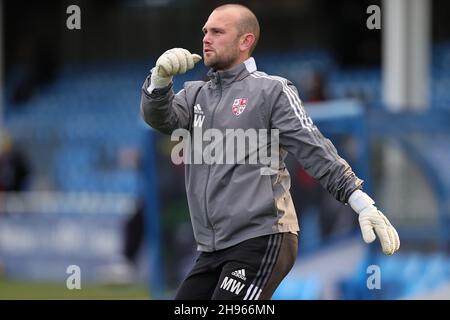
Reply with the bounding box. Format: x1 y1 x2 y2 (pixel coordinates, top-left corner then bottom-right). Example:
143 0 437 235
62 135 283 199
207 57 257 87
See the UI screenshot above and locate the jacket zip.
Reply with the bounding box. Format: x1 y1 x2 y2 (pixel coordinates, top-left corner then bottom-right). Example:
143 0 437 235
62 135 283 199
203 74 222 251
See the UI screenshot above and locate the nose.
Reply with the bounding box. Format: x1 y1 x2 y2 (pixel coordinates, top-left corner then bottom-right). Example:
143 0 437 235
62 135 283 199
203 33 211 46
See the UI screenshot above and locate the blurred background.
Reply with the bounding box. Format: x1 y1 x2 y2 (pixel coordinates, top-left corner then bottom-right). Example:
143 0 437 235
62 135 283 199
0 0 449 299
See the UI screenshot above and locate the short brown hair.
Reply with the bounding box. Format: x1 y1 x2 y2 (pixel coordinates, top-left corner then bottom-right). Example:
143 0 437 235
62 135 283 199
214 4 260 55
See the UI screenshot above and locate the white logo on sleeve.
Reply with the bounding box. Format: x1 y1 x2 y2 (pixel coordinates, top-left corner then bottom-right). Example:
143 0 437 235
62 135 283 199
193 104 205 127
231 268 246 281
220 276 245 295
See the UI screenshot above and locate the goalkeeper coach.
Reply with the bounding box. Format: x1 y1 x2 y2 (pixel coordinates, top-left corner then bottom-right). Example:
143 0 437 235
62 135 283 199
140 4 400 300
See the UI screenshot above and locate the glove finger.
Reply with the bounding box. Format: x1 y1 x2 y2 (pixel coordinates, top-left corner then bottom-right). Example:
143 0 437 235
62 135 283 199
177 49 195 71
359 218 376 244
167 51 180 75
192 54 202 64
187 53 202 70
380 210 400 254
385 227 395 255
158 49 201 75
379 210 392 227
177 51 188 74
158 54 175 76
186 53 194 70
156 56 171 77
373 225 392 255
174 49 189 73
391 225 400 252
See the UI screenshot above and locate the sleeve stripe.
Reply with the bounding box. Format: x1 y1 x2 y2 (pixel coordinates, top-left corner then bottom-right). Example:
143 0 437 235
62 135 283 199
251 72 340 161
251 72 310 131
251 72 313 132
254 71 313 130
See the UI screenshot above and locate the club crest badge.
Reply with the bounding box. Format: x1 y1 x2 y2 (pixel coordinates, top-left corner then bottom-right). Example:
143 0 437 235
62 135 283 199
232 98 248 116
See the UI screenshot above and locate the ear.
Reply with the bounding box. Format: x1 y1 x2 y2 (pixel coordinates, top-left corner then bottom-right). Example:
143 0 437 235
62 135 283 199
239 33 256 53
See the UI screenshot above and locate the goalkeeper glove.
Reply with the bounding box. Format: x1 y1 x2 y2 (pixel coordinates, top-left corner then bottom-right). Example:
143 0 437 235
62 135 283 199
348 189 400 255
148 48 202 93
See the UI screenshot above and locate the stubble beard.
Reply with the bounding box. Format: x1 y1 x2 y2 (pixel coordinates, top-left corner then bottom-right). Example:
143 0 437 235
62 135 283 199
205 46 240 71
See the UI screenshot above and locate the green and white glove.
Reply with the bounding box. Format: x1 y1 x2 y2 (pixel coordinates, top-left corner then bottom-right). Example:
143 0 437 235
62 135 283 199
348 189 400 255
147 48 202 93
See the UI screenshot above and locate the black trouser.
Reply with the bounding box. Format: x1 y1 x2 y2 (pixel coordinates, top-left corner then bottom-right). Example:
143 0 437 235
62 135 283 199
175 232 298 300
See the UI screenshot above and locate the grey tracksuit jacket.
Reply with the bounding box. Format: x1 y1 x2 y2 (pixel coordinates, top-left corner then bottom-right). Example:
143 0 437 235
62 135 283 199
140 57 363 252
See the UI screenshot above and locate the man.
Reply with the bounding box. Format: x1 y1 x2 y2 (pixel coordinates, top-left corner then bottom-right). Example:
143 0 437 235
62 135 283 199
140 4 399 300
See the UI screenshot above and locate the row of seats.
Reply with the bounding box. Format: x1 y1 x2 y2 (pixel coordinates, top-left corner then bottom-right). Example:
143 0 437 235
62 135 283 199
54 168 142 194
